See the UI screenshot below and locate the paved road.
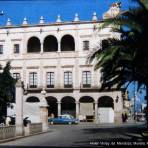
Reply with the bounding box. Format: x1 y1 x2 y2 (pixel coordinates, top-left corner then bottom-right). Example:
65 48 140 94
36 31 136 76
0 123 147 147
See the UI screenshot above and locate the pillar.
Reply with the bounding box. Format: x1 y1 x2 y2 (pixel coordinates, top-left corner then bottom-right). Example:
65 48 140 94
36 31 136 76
76 101 79 119
94 101 98 123
58 41 61 52
58 101 61 116
15 79 24 136
40 42 43 53
40 105 48 132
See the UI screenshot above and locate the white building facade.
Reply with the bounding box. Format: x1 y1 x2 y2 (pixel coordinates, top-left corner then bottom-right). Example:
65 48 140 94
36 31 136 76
0 3 124 123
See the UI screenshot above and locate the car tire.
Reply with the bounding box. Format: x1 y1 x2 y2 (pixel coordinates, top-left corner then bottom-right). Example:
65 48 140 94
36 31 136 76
50 121 54 125
68 122 72 125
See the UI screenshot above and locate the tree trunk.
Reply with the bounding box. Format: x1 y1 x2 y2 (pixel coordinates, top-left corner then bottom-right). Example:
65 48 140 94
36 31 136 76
146 85 148 129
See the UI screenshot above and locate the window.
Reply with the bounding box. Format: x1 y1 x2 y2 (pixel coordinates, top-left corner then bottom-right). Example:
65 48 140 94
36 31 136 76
14 44 20 53
0 45 3 54
82 71 91 87
64 71 72 88
29 72 37 88
83 41 89 50
13 73 20 80
46 72 54 88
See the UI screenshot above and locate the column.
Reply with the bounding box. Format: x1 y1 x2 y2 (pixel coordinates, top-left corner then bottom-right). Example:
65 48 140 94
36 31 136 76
94 101 98 123
40 90 48 131
58 41 61 52
76 101 79 119
40 42 43 53
15 79 24 136
40 106 48 131
58 101 61 116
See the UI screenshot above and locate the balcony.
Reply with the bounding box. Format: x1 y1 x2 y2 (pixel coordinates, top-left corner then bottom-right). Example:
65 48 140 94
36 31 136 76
26 83 100 93
80 83 100 92
64 84 73 88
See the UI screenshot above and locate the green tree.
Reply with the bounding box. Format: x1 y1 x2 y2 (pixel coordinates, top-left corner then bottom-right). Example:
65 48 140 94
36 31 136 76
0 61 16 120
88 0 148 127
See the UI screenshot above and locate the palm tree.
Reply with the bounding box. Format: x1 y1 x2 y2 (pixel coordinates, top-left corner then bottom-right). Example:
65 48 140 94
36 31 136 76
88 0 148 127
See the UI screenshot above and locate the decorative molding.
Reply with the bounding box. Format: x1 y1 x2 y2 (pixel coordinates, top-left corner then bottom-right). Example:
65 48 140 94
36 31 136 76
11 39 22 41
0 40 5 42
98 34 111 37
80 35 92 38
43 66 56 69
12 67 22 70
27 66 39 69
61 65 74 68
80 65 93 67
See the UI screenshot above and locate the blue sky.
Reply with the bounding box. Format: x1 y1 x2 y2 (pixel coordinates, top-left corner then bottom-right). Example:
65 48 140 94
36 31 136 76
0 0 146 109
0 0 133 26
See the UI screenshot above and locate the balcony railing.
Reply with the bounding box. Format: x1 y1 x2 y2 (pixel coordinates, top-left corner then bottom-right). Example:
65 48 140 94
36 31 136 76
26 84 101 92
64 84 73 88
47 85 54 88
82 84 91 88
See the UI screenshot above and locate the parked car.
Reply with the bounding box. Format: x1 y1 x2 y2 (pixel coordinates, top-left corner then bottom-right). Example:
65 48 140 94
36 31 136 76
136 113 146 122
48 114 79 125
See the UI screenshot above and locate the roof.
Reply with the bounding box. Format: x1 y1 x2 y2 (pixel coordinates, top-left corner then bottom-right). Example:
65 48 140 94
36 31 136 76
0 0 130 26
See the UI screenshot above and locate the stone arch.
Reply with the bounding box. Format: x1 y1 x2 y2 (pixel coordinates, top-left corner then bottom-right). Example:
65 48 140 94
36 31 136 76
98 96 114 109
26 96 40 103
43 35 58 52
79 96 94 122
46 96 58 117
61 96 76 117
27 36 41 53
79 96 94 103
61 35 75 51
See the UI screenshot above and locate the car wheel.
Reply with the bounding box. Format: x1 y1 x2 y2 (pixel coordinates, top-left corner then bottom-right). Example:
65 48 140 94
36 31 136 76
68 122 72 125
50 121 54 125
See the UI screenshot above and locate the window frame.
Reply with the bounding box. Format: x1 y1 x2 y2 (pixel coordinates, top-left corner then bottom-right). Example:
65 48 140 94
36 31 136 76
83 40 89 50
13 73 20 80
64 71 72 88
14 44 20 54
46 72 55 88
82 71 91 88
29 72 38 88
0 45 3 54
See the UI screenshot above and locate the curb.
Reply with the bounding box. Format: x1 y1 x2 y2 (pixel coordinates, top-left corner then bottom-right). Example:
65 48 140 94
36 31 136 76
0 130 50 144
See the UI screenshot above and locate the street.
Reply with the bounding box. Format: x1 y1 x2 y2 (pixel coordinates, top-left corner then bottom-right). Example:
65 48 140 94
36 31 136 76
0 123 147 147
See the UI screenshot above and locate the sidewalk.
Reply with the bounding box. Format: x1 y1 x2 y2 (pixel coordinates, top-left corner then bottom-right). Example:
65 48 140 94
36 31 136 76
0 129 50 144
78 121 146 128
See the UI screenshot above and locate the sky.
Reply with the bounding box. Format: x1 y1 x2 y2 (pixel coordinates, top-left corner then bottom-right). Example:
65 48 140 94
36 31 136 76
0 0 146 110
0 0 133 26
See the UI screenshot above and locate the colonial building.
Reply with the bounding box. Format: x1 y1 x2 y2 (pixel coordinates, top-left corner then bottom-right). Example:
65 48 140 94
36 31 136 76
0 3 124 123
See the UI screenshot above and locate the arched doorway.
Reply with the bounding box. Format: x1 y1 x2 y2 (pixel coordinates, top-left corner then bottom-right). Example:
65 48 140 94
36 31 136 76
26 96 40 102
61 96 76 117
79 96 94 122
43 35 58 52
24 96 40 123
98 96 114 109
27 37 41 53
46 96 58 117
61 35 75 51
98 96 114 123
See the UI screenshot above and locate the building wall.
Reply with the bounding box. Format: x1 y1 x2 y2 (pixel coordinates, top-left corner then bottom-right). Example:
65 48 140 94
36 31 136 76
0 21 123 123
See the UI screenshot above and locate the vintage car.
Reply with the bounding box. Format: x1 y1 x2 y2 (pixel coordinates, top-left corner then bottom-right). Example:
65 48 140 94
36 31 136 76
48 114 79 124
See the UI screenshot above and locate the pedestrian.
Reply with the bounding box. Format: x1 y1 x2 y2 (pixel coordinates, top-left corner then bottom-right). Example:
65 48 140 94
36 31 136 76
122 113 125 122
124 112 128 122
